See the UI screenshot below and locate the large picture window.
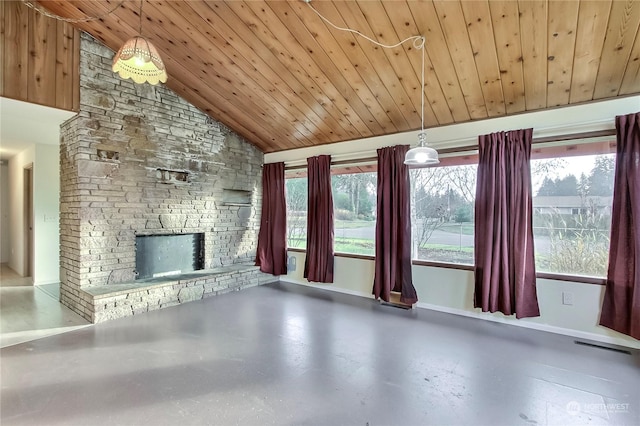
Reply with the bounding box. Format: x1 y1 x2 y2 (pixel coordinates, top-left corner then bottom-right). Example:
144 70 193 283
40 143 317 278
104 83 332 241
282 136 616 281
285 177 307 249
531 143 615 278
411 162 477 265
332 171 377 255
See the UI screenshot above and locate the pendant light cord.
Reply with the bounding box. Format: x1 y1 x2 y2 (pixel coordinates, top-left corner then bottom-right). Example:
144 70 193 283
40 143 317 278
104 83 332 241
139 0 144 36
306 3 424 50
305 1 426 142
21 0 125 23
420 37 425 137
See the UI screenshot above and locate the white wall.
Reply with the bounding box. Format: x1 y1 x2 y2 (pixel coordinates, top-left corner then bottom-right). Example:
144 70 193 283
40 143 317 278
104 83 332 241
1 97 75 283
5 144 61 284
283 252 640 349
33 144 60 285
0 163 9 262
7 145 35 276
272 97 640 349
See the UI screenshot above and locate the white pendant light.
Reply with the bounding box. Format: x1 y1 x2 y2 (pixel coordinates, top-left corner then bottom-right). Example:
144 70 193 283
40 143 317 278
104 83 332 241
112 0 167 85
404 131 439 166
404 38 439 167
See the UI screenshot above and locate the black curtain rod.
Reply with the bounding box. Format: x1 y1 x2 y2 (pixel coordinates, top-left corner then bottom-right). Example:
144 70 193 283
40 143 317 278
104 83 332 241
284 129 616 171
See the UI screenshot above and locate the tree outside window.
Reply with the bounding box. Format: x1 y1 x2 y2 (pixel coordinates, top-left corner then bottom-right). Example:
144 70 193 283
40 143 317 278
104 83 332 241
411 164 477 265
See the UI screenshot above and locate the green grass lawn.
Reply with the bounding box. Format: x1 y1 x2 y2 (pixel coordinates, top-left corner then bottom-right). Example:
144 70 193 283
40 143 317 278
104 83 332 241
335 220 375 229
438 223 475 235
289 236 376 255
291 236 473 256
334 237 374 255
420 243 473 253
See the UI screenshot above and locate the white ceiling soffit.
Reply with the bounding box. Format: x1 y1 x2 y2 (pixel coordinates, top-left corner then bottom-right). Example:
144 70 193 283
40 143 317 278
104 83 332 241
0 97 76 160
265 95 640 167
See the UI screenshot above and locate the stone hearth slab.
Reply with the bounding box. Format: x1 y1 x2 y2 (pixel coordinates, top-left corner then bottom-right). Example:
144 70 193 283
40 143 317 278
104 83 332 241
71 265 277 323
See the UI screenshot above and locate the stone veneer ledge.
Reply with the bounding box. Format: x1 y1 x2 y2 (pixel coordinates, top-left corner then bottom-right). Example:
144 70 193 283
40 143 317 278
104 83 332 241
59 33 276 323
76 265 276 323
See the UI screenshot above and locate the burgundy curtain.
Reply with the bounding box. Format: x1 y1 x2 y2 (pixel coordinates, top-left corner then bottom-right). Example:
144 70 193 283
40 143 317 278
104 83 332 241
600 112 640 339
474 128 539 319
373 145 418 305
255 162 288 275
304 155 334 283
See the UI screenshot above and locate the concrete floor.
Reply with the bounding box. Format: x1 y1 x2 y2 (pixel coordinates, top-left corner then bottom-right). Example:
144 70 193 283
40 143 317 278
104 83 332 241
1 281 638 426
0 263 32 287
0 263 90 348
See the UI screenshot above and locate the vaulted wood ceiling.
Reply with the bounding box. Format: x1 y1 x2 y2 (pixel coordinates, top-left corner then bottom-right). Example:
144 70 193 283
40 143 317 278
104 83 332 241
39 0 640 153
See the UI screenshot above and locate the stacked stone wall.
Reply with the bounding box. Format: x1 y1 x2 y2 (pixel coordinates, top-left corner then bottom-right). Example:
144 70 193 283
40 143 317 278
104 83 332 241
60 33 275 322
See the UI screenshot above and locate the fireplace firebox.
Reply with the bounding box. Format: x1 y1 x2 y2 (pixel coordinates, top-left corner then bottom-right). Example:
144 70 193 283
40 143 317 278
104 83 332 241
135 233 205 280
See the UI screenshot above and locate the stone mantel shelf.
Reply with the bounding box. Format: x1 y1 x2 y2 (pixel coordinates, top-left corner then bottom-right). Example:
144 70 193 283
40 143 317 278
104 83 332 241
222 202 252 207
84 264 260 300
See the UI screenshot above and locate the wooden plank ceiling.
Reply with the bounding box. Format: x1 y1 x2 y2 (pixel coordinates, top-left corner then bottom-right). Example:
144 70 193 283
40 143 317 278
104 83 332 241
38 0 640 153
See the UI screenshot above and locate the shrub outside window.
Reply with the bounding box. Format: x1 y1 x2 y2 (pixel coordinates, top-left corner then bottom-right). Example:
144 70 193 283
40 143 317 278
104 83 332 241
531 151 615 278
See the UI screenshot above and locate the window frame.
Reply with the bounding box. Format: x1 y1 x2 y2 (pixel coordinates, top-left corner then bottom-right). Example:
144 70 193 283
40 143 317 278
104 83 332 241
284 176 308 250
410 159 478 267
530 145 615 281
330 168 377 257
281 131 616 286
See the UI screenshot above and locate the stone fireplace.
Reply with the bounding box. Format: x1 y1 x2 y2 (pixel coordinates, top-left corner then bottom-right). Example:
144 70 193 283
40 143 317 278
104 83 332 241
135 233 205 279
59 34 277 323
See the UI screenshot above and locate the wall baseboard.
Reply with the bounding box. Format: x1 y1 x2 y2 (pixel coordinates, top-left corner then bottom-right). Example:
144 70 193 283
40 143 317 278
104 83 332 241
279 279 639 350
34 279 60 286
415 301 640 350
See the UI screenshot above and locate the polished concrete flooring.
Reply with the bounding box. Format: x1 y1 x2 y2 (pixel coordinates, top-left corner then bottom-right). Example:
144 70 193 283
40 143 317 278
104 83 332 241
0 263 90 348
0 263 32 287
1 282 639 426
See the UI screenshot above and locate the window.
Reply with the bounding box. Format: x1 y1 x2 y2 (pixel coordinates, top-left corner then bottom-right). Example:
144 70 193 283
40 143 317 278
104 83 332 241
285 177 307 249
283 136 616 281
411 161 477 265
531 144 615 278
285 168 377 255
332 171 377 255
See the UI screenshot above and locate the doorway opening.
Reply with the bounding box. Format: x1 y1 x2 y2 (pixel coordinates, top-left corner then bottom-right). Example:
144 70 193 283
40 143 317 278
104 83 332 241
23 164 33 284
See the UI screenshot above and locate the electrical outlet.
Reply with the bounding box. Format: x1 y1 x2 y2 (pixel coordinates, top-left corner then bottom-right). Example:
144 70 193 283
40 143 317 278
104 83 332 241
562 291 574 306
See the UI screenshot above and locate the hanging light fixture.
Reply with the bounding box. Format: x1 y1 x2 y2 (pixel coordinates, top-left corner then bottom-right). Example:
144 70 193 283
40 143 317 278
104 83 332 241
112 0 167 85
404 131 439 165
404 37 439 167
303 1 438 166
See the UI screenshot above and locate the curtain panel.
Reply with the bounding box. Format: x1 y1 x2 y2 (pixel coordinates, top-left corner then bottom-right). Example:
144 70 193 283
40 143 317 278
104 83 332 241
373 145 418 305
474 128 540 319
255 162 288 275
600 112 640 340
304 155 334 283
